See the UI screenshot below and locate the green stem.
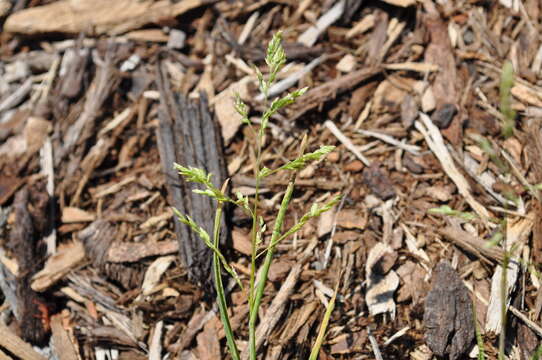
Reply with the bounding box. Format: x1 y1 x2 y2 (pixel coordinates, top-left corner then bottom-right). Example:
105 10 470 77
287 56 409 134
248 171 297 360
213 204 240 360
248 93 269 359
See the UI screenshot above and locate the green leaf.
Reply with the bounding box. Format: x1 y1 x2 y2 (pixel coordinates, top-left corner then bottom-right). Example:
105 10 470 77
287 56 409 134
234 93 250 125
428 205 477 221
255 66 267 97
261 87 308 129
259 195 341 256
279 145 335 172
259 167 273 178
499 61 516 138
174 164 211 184
173 209 240 285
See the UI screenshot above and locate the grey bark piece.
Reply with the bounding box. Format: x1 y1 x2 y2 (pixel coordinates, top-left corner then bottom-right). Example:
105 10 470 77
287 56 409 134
155 59 227 291
424 261 474 360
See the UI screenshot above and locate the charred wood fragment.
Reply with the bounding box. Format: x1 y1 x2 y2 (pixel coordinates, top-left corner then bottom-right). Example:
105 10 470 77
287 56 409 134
8 188 50 344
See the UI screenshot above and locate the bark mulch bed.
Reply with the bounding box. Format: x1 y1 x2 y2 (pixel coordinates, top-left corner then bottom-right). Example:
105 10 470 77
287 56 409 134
0 0 541 359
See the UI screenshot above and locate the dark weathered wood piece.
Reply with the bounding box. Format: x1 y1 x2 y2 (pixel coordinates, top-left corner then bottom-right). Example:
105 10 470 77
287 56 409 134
155 59 227 290
424 261 474 360
9 188 49 343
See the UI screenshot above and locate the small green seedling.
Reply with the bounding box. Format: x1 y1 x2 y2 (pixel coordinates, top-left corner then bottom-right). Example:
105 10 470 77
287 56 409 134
428 205 477 222
499 61 516 138
173 31 340 360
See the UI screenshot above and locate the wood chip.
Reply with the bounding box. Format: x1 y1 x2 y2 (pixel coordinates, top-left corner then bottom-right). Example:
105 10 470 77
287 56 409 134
365 242 399 317
141 255 176 296
423 261 474 360
298 0 345 47
4 0 209 35
0 323 47 360
31 241 86 292
336 54 357 73
50 312 79 360
61 207 95 223
213 76 252 144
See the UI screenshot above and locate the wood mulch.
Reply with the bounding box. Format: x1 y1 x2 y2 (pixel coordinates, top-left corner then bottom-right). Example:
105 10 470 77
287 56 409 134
0 0 541 359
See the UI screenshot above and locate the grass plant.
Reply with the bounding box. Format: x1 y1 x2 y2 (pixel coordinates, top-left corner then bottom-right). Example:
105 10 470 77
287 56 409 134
499 61 516 138
173 31 340 360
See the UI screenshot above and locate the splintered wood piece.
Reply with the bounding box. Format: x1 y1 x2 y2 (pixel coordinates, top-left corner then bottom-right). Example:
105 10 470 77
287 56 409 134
424 261 474 360
0 323 47 360
176 309 215 352
31 241 86 292
149 321 164 360
379 0 415 7
0 175 24 205
213 76 252 144
58 44 118 164
107 240 179 263
4 0 211 35
415 113 491 227
485 216 533 334
156 59 227 289
50 313 79 360
141 255 176 296
10 188 49 343
324 120 370 166
290 68 381 122
297 0 345 47
61 207 95 223
439 225 505 265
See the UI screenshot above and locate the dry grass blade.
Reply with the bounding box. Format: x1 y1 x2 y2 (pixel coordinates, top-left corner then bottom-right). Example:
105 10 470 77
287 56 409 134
308 274 341 360
415 113 491 227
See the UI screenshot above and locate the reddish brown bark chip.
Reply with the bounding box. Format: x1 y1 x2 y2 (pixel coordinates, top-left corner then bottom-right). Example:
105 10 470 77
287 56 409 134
423 261 474 360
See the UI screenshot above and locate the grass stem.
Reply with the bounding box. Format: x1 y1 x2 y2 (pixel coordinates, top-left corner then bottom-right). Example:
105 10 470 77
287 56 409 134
213 203 240 360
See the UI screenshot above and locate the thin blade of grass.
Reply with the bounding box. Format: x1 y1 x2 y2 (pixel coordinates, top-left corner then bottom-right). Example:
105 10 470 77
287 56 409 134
472 300 485 360
308 274 341 360
212 205 240 360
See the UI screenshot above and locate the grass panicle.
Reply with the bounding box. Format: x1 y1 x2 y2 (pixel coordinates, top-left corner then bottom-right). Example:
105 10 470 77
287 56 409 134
173 31 340 360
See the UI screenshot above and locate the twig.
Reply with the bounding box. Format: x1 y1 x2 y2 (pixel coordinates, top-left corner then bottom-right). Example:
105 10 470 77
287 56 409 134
40 137 56 255
357 129 421 155
463 280 542 338
324 120 370 166
323 188 349 268
415 113 491 227
256 55 327 101
148 320 164 360
384 326 410 346
0 78 32 112
297 0 345 47
368 327 384 360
